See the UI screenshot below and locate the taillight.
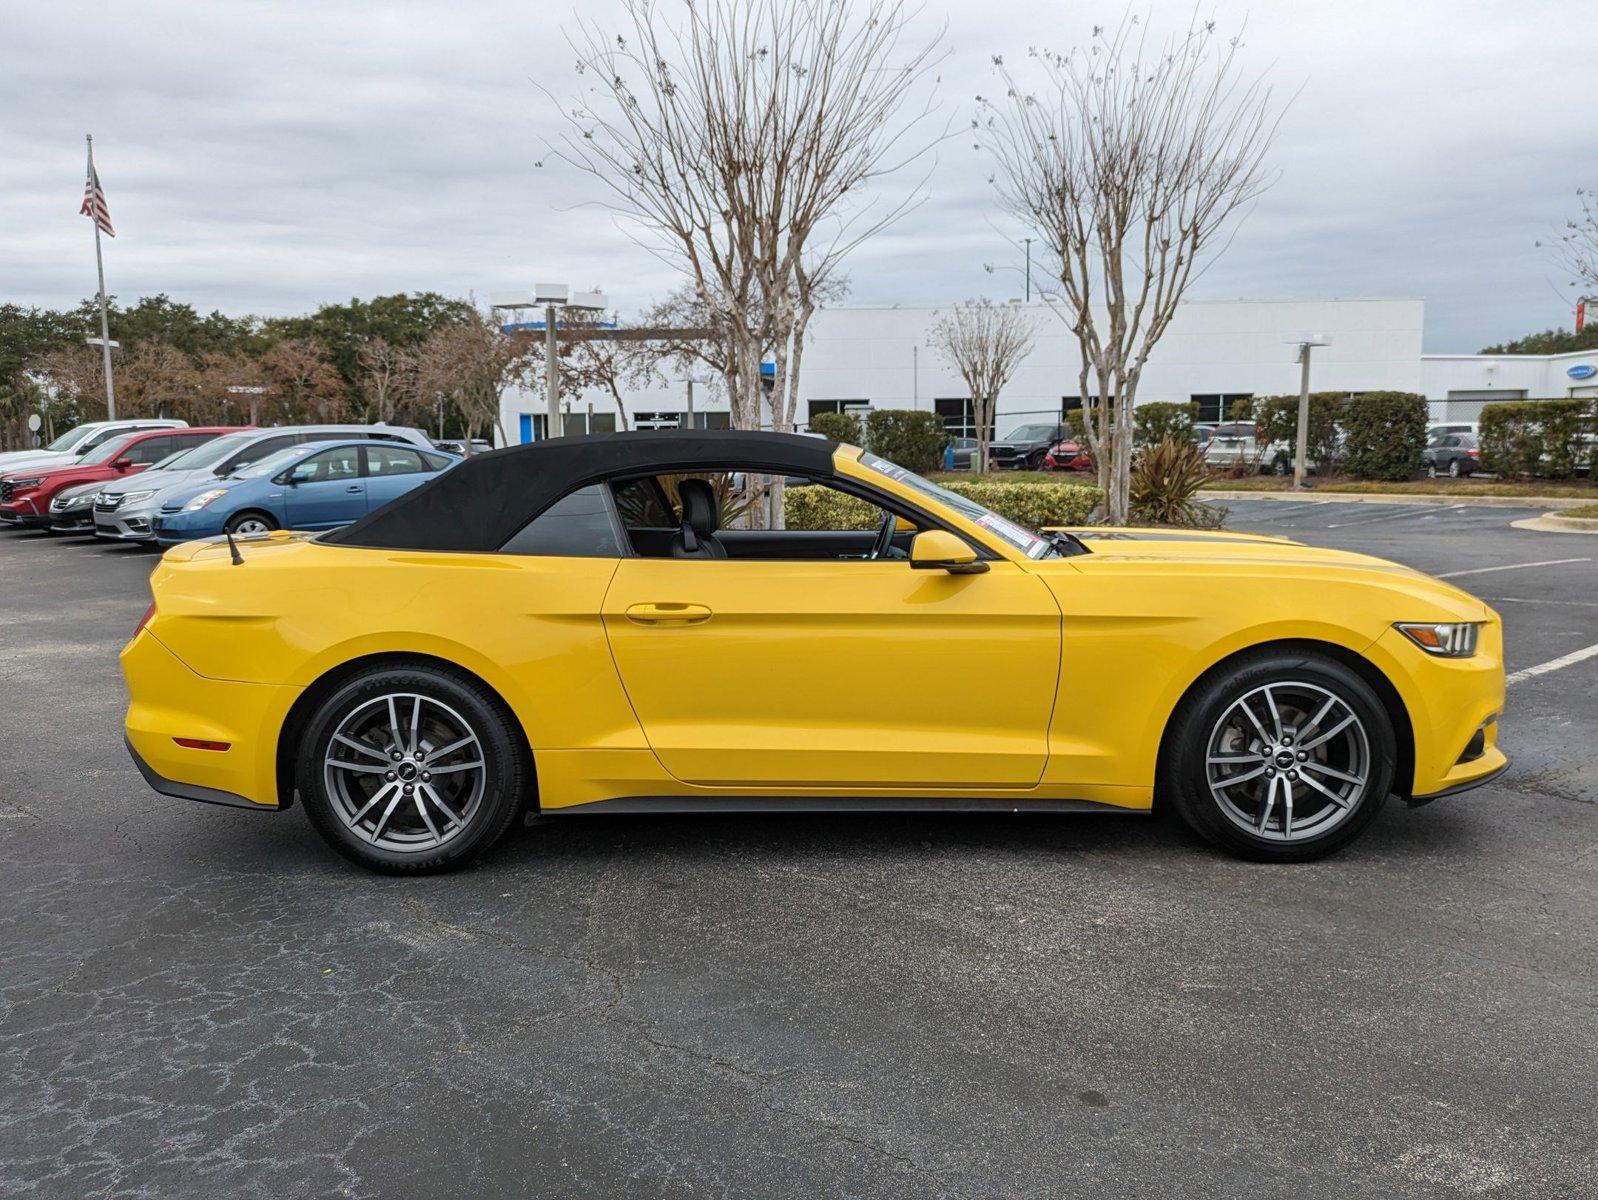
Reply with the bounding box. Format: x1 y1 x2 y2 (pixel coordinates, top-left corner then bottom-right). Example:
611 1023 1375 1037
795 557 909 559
1468 449 1479 458
134 602 155 637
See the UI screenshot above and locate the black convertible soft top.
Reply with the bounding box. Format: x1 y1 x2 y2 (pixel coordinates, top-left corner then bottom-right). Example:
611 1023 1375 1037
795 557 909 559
321 429 840 552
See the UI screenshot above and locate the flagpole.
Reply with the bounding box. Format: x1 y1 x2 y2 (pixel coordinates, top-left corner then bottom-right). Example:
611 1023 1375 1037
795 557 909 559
87 133 117 420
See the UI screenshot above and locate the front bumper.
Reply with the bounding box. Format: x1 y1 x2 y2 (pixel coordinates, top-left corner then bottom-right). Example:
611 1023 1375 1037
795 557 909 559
94 509 156 540
48 512 96 533
121 628 300 810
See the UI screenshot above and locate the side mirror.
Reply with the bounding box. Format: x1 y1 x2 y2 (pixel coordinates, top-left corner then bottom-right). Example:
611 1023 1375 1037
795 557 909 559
278 464 313 486
112 457 133 472
909 530 987 575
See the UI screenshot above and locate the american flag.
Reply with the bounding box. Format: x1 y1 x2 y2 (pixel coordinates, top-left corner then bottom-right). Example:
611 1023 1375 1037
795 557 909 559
80 149 115 237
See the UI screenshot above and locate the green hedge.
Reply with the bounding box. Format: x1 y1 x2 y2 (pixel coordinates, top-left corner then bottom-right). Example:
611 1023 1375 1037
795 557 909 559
807 410 864 445
1340 392 1428 481
785 478 1103 532
1479 399 1597 479
863 409 949 475
1133 401 1199 448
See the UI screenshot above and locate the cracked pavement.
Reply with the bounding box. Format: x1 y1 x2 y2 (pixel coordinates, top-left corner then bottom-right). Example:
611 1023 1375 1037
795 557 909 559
1 503 1594 1198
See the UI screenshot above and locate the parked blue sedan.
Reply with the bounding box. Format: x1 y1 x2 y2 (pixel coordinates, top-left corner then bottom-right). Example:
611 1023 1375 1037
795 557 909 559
152 439 460 546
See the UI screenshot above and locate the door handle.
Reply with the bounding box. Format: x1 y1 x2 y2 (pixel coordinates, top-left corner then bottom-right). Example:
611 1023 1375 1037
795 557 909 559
345 485 363 493
625 602 712 626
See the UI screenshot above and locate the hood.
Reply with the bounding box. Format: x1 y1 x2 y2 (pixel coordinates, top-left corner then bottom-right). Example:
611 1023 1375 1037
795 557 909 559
1056 526 1419 572
99 465 207 498
0 450 74 475
158 476 246 510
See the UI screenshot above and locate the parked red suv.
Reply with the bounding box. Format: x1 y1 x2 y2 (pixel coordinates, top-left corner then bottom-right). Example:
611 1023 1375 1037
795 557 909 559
0 426 244 528
1042 438 1095 472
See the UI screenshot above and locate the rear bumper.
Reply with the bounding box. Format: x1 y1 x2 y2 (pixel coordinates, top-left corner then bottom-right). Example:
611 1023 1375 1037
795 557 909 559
121 629 299 810
125 737 279 810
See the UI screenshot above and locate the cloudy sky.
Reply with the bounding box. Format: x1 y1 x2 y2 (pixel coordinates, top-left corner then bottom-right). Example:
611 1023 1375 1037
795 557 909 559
2 0 1591 351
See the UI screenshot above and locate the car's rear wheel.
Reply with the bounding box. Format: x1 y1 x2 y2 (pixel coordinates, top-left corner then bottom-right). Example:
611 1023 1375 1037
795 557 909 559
295 663 530 873
1162 650 1395 862
1448 459 1461 478
225 510 277 536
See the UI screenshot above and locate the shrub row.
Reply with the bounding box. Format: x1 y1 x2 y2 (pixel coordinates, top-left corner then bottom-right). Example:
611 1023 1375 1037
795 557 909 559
784 478 1102 532
805 409 950 475
1227 393 1346 472
1479 399 1597 479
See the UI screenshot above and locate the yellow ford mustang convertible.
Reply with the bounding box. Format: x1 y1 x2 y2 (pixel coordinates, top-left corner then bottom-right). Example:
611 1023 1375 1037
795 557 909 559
122 430 1506 872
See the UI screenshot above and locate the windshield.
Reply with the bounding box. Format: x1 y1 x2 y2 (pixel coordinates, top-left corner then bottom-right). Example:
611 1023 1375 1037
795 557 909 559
234 446 309 479
858 452 1063 559
172 430 256 472
79 435 136 467
44 425 98 453
1004 424 1060 442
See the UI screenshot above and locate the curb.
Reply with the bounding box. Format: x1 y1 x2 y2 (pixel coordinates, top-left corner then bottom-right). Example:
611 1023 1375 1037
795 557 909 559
1509 513 1598 535
1198 489 1596 510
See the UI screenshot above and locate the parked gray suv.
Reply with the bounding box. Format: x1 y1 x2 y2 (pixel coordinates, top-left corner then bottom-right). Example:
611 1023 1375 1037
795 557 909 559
93 424 432 541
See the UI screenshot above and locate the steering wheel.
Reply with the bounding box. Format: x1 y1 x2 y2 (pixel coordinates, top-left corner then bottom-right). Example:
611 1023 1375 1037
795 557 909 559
868 509 897 561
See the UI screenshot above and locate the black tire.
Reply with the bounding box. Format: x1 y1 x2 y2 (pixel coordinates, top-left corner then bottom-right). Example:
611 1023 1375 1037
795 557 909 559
1161 649 1395 862
295 662 531 873
1448 459 1461 478
225 509 278 536
1426 463 1439 478
1026 450 1046 472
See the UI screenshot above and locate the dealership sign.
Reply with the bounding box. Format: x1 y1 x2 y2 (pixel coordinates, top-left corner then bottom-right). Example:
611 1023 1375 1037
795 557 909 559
1568 363 1597 380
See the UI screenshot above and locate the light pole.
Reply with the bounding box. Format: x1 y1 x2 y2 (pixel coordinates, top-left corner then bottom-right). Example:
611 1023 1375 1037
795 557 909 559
1023 237 1033 302
1284 335 1330 490
227 384 268 425
490 286 608 439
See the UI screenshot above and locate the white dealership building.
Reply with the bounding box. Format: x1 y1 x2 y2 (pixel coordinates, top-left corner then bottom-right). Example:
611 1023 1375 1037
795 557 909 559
498 297 1598 443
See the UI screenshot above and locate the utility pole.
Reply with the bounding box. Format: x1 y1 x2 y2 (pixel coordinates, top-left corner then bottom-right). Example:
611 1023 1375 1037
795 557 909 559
490 287 609 438
1285 336 1329 491
1023 237 1033 303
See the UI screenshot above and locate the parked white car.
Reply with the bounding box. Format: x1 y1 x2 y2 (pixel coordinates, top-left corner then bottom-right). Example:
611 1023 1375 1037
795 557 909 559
0 419 188 476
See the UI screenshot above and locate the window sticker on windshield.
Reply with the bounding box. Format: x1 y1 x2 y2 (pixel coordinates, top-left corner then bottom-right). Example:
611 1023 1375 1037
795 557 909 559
865 456 911 482
975 512 1043 553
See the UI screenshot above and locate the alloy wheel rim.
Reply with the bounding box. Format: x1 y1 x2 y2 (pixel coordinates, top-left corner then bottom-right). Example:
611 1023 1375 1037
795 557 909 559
233 517 270 535
1205 681 1369 843
323 692 487 852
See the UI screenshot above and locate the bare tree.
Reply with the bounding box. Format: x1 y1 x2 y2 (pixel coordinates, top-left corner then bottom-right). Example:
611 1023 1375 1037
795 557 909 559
357 336 413 426
197 350 270 424
929 301 1035 474
554 310 675 432
260 338 347 423
410 310 529 448
558 0 944 446
978 15 1282 522
1549 188 1598 297
27 345 108 429
119 343 203 420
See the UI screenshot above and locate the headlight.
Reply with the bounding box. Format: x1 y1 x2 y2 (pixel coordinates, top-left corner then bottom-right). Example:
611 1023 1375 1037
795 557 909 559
118 490 155 504
1396 622 1481 657
181 489 229 512
9 477 42 490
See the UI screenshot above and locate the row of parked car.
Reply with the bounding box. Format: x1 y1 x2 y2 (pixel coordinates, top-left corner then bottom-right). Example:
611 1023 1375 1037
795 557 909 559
0 419 464 546
949 418 1487 479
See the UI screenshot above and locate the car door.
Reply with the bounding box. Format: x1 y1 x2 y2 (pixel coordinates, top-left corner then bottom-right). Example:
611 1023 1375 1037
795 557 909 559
281 446 366 529
600 473 1062 789
362 444 439 510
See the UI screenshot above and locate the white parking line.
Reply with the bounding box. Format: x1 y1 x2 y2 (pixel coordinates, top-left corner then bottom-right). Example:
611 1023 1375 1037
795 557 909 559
1325 504 1463 529
1438 557 1592 579
1506 643 1598 686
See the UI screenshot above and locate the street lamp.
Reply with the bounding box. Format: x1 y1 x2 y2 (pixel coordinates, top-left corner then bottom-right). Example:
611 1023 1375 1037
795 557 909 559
1284 335 1330 490
491 285 608 439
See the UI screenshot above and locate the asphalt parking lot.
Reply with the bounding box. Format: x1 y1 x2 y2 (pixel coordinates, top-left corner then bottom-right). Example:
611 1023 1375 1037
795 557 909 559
1 502 1594 1199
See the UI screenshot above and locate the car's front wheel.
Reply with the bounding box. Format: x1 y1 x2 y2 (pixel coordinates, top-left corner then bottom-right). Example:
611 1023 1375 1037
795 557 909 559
1162 650 1395 862
295 663 531 873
